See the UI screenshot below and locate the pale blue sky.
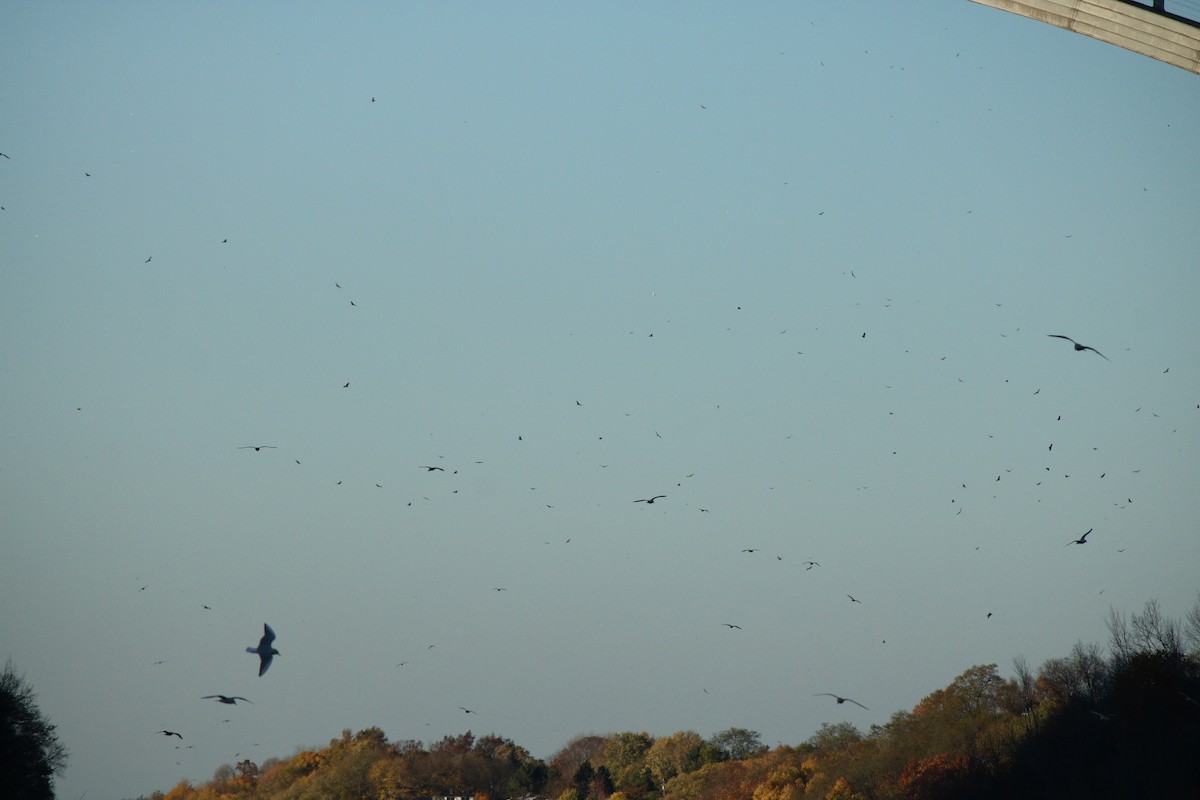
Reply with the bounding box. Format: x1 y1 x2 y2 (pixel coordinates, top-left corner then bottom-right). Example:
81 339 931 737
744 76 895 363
2 3 1199 799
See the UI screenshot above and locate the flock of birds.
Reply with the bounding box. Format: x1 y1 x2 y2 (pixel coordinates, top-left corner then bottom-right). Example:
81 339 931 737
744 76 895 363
5 75 1185 792
137 329 1123 750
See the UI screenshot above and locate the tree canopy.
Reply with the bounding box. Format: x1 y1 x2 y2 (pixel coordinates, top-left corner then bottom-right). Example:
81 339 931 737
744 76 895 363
130 596 1200 800
0 660 69 800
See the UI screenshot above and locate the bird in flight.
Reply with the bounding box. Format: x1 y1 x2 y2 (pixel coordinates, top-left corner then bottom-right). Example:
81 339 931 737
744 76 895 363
1047 335 1109 361
814 693 869 710
722 623 742 629
246 623 280 676
419 466 445 472
459 707 475 714
803 561 821 570
1067 528 1094 546
238 445 277 451
634 495 666 504
156 730 183 739
741 548 759 553
847 595 863 603
202 695 252 705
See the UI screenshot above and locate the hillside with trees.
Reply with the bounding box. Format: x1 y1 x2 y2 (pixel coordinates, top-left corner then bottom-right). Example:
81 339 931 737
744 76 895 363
132 598 1200 800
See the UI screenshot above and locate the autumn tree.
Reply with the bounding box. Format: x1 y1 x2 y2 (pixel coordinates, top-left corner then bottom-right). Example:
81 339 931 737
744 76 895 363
0 660 68 800
645 730 706 788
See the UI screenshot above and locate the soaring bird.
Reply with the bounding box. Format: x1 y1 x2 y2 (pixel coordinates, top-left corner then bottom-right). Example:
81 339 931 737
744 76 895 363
803 561 821 570
847 595 863 603
419 466 445 472
157 730 183 739
1048 335 1109 361
202 695 253 705
722 623 742 629
814 693 869 710
1067 528 1094 546
459 707 475 714
238 445 277 451
246 624 280 676
634 495 666 504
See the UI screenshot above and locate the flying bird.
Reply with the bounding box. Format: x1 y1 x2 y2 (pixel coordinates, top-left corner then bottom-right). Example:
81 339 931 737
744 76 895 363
144 257 152 263
847 595 863 603
722 623 742 629
202 695 252 705
814 693 869 710
804 561 821 570
1047 335 1109 361
634 495 666 504
459 707 475 714
156 730 183 739
246 623 280 676
1067 528 1094 546
419 466 445 472
238 445 277 451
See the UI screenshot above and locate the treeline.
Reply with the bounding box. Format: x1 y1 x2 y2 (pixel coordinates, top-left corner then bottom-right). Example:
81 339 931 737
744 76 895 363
139 597 1200 800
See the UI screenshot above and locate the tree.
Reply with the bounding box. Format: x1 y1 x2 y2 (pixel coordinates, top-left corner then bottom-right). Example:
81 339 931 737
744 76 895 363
645 731 706 787
604 732 653 775
708 728 766 761
805 722 861 752
0 660 68 800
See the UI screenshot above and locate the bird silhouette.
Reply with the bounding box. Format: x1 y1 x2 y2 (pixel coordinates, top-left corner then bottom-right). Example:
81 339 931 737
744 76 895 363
804 561 821 570
202 695 252 705
1067 528 1093 546
144 256 152 263
157 730 183 739
459 707 475 714
246 623 280 676
419 466 445 472
814 693 869 710
1048 335 1109 361
634 495 666 504
722 623 742 629
847 595 863 603
238 445 277 451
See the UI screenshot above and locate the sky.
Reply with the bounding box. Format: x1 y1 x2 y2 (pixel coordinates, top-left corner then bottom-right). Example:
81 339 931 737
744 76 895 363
2 2 1199 799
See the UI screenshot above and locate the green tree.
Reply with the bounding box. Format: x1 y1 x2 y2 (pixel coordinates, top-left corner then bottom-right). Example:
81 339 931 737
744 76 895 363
709 728 766 761
604 732 653 775
0 660 68 800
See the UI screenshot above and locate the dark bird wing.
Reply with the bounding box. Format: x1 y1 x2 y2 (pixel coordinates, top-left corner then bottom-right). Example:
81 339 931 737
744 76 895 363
1047 334 1077 344
1081 345 1110 361
259 624 275 648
